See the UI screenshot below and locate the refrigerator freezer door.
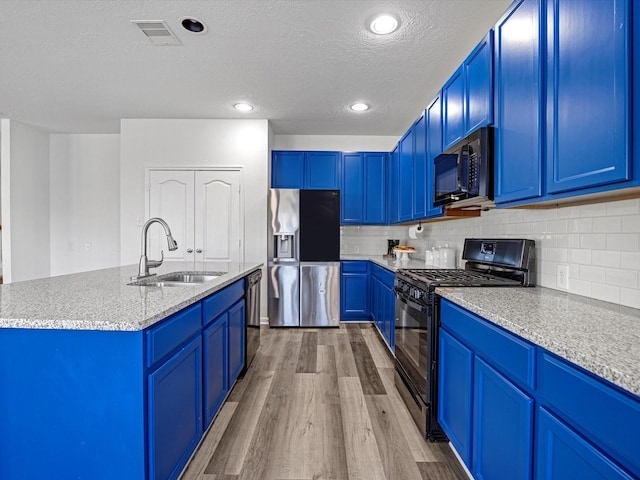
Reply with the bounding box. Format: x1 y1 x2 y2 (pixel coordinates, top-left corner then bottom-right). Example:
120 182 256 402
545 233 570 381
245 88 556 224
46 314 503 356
300 262 340 327
268 264 300 327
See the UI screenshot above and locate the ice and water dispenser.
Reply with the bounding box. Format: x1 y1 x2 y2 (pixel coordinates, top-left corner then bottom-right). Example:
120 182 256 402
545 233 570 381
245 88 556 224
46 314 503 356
274 233 296 261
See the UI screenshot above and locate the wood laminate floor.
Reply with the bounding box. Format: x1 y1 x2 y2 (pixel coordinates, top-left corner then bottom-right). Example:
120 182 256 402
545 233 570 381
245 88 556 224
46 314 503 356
182 324 468 480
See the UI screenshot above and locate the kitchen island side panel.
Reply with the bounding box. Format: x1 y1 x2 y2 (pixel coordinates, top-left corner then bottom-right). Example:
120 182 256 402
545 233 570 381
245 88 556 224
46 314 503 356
0 328 145 480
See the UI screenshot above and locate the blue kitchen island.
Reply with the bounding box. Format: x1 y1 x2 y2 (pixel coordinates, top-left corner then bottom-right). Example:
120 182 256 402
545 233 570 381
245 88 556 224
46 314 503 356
0 261 262 480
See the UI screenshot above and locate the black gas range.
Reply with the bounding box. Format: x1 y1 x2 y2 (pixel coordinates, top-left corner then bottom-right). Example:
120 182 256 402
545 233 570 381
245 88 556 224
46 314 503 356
394 238 536 441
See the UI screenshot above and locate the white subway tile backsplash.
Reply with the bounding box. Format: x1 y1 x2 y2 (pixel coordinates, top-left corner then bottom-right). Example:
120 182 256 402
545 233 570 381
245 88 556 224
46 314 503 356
621 215 640 233
606 233 640 252
590 283 620 304
620 252 640 270
620 287 640 309
606 198 640 216
579 265 606 283
592 216 622 233
341 198 640 310
568 249 591 265
580 234 607 250
580 203 608 218
605 268 638 288
591 250 620 268
568 218 592 233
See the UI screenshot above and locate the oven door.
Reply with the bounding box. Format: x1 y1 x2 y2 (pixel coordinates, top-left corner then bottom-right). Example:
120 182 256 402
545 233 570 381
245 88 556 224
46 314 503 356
394 291 430 402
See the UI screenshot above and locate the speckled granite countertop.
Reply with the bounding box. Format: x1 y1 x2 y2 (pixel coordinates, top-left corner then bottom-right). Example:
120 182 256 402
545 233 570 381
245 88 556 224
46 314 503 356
437 287 640 397
0 262 262 331
340 254 431 271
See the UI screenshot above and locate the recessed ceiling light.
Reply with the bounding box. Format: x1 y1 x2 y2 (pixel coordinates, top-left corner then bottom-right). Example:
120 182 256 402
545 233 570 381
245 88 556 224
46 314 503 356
370 15 399 35
350 103 369 112
180 17 207 34
234 103 254 112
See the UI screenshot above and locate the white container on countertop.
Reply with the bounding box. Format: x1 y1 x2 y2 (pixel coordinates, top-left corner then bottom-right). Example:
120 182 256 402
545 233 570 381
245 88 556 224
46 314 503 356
425 249 434 266
440 244 456 269
432 246 441 267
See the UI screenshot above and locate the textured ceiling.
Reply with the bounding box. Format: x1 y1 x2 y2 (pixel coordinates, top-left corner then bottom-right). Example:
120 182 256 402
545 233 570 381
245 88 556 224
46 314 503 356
0 0 512 136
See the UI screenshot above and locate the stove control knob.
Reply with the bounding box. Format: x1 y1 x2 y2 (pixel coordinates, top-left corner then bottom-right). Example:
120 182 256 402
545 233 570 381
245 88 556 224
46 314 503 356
402 283 410 293
414 289 422 300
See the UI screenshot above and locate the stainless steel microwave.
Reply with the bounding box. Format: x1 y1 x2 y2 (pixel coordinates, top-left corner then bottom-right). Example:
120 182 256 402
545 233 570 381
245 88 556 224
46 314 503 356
433 127 493 209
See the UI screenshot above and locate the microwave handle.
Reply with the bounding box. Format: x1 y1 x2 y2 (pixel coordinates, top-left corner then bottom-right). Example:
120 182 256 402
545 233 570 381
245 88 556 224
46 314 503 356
458 144 470 193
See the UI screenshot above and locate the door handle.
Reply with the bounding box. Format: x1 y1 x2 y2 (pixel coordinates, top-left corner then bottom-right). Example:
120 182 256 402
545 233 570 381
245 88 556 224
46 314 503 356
186 248 193 253
196 248 203 254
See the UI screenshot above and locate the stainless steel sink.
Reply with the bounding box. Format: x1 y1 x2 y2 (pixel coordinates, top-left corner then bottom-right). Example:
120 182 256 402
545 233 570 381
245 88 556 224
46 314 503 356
128 271 227 287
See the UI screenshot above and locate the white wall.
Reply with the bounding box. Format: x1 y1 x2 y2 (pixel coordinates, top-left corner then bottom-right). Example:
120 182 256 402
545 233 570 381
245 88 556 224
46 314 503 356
272 134 397 152
342 198 640 310
49 134 120 276
119 118 269 267
0 119 51 283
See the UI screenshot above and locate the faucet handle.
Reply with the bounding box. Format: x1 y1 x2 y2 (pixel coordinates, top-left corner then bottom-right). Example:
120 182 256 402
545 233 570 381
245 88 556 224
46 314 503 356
147 250 164 269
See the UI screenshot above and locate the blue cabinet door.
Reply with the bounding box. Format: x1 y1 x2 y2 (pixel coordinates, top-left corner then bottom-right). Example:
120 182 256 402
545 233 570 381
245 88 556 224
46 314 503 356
413 113 427 220
305 151 341 189
148 336 202 480
443 66 465 150
465 31 494 134
272 151 304 188
341 153 364 224
398 130 414 222
426 94 444 218
535 408 634 480
546 0 631 193
364 152 387 224
203 314 228 428
494 0 543 204
382 281 395 350
388 146 400 224
341 273 370 319
473 358 534 480
228 299 245 384
438 328 474 467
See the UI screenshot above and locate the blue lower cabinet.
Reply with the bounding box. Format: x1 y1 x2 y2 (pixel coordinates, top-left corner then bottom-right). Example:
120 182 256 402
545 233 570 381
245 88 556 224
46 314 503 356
473 358 533 480
438 328 474 466
228 299 245 384
370 264 395 351
340 261 370 320
535 408 634 480
381 281 395 350
203 314 228 428
148 336 203 480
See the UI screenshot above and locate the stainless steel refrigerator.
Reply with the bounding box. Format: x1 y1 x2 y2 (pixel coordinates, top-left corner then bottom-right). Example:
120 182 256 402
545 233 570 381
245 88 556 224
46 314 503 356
268 189 340 327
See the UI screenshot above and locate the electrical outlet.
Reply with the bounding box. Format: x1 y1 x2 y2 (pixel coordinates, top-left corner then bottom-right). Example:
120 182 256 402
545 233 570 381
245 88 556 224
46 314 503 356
353 245 360 253
557 265 569 290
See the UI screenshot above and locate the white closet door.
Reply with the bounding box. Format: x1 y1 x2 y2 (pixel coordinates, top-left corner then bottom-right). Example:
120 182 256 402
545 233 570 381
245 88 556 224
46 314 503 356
148 170 195 262
194 170 243 264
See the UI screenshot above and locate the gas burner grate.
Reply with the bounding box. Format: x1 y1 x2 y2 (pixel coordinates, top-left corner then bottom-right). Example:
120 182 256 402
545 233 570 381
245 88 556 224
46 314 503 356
397 268 521 288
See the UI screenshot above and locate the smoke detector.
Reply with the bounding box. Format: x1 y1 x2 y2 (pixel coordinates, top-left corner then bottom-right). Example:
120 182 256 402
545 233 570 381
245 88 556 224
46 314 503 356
131 20 182 46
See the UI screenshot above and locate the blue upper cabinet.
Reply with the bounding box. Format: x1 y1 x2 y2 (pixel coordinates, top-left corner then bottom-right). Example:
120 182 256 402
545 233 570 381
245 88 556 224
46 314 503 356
341 152 387 225
363 152 387 224
271 151 341 189
443 31 494 151
388 145 400 224
546 0 631 194
426 94 445 219
398 129 414 222
465 31 494 135
341 153 364 223
443 66 465 150
413 113 427 220
305 151 341 189
494 0 544 204
272 151 304 188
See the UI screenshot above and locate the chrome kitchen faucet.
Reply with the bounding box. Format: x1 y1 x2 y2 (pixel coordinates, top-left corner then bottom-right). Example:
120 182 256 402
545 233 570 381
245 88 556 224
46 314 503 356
131 217 178 280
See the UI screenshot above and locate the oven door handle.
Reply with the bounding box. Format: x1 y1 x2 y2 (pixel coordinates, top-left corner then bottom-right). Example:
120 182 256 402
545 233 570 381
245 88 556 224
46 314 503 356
394 289 428 314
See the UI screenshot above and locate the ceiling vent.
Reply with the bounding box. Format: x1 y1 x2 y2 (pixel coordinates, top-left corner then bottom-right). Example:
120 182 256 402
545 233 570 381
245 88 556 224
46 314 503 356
131 20 182 46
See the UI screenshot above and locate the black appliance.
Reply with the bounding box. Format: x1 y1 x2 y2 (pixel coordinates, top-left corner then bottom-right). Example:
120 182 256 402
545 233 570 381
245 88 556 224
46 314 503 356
434 127 493 209
242 268 262 375
394 238 535 441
